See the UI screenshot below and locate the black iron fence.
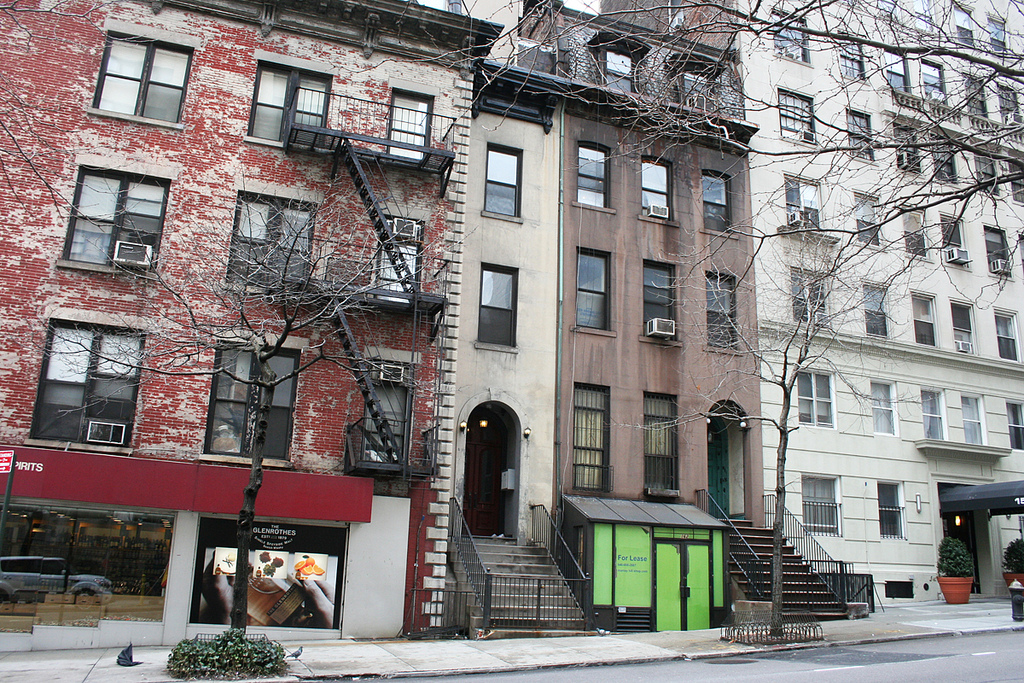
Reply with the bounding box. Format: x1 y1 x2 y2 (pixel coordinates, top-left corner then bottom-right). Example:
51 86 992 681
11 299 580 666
405 588 474 638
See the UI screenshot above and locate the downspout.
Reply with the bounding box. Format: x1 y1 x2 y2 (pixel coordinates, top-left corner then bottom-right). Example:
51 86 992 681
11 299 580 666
554 102 565 523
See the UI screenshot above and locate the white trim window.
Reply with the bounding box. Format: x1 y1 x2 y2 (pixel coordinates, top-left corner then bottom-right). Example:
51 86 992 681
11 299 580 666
871 381 897 435
995 313 1019 361
922 388 945 439
961 395 985 444
797 371 833 427
1008 402 1024 450
877 482 906 539
802 476 841 536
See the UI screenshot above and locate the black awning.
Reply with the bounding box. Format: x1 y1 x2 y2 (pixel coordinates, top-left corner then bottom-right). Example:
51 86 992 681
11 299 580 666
939 480 1024 515
563 495 727 529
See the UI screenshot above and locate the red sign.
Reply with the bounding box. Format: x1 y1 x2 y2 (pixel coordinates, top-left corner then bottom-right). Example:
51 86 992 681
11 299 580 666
0 450 12 474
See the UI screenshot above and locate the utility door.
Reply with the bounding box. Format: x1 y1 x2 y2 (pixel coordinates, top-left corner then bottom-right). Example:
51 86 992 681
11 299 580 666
655 541 711 631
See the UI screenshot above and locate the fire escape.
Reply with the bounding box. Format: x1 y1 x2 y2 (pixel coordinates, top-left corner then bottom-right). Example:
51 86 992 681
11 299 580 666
280 79 455 478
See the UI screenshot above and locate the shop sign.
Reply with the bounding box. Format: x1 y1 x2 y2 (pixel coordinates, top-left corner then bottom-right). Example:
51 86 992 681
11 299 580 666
0 451 12 473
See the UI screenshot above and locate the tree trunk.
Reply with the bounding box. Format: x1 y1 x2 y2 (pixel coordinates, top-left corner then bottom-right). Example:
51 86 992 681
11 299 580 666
770 387 793 636
229 356 277 631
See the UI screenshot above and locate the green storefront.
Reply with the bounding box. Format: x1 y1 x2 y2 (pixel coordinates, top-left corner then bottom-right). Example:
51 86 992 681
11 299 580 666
563 496 730 632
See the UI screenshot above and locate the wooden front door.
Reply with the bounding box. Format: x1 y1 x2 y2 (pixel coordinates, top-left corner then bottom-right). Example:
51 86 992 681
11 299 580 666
464 410 505 536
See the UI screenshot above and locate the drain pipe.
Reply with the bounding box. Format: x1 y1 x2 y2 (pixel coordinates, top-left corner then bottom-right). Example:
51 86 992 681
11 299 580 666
553 102 565 524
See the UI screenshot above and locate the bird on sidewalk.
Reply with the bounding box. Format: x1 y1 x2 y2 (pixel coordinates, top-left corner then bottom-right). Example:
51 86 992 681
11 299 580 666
286 646 303 659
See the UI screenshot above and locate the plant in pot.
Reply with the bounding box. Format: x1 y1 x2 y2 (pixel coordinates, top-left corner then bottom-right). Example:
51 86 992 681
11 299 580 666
937 537 975 604
1002 538 1024 587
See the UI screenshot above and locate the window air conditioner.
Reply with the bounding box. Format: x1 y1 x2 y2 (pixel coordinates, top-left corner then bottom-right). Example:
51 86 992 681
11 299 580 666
371 361 407 384
646 317 676 338
802 130 816 144
954 339 974 353
989 258 1011 274
86 421 127 446
112 241 152 268
390 218 420 241
645 205 670 219
944 247 971 264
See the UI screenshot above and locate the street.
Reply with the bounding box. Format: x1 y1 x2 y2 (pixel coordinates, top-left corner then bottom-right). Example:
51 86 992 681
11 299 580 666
393 631 1024 683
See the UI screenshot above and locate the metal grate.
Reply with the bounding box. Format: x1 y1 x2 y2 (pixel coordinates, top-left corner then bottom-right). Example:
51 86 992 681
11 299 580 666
615 607 652 632
720 608 823 645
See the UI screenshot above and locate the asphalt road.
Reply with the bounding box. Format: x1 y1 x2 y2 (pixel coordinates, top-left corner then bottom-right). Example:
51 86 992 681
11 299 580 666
392 631 1024 683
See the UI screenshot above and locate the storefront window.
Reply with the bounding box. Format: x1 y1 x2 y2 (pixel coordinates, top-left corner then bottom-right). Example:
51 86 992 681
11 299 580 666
0 504 173 631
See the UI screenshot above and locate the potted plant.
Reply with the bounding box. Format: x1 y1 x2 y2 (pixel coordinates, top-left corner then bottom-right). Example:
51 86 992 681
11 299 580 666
1002 538 1024 587
936 537 974 604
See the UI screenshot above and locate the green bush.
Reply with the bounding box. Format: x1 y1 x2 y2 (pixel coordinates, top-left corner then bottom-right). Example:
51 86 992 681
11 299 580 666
1003 538 1024 574
937 537 974 577
167 629 285 679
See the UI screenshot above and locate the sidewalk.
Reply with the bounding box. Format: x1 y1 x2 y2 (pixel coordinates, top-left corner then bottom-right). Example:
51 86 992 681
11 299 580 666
1 598 1021 682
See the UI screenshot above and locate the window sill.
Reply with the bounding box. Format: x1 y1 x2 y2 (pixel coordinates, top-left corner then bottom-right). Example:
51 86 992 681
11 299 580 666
700 227 739 239
574 326 617 338
24 438 131 455
55 259 118 274
243 135 285 149
775 53 812 67
571 201 616 215
705 343 742 354
200 453 294 468
639 334 682 347
480 211 524 224
779 134 818 149
86 107 185 131
474 341 519 354
638 215 679 228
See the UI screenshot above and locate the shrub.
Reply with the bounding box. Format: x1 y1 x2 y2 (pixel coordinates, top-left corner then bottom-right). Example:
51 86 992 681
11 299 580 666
1003 538 1024 574
937 537 974 578
167 629 285 679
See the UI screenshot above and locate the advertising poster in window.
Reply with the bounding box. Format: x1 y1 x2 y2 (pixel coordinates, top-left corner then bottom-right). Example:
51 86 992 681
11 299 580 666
190 517 345 629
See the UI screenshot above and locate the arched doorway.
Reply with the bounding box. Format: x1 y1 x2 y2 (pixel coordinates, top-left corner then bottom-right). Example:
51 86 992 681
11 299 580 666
707 402 747 519
463 405 509 536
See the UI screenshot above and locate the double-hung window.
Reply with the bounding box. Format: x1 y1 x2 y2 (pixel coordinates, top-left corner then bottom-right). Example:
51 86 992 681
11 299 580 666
206 350 299 459
864 284 888 337
641 160 670 216
779 90 815 143
577 145 608 207
785 177 819 228
249 64 329 141
1008 402 1024 449
643 393 677 492
954 6 974 46
706 272 737 348
577 251 609 329
847 110 873 160
485 147 521 216
643 263 674 326
774 14 810 62
922 62 945 101
604 51 633 92
995 313 1019 360
65 170 168 267
967 78 989 117
702 173 729 231
229 194 314 285
802 476 840 535
984 227 1010 272
364 368 410 461
922 389 945 439
32 323 142 445
941 215 963 247
961 395 985 444
912 295 936 345
878 483 905 539
933 143 957 182
999 86 1020 123
915 0 934 31
797 371 833 427
94 36 191 123
573 384 610 491
478 265 517 346
855 194 879 244
792 269 827 324
976 155 999 193
895 124 921 172
904 213 928 257
886 53 910 92
871 382 897 435
989 18 1007 53
389 92 432 160
951 302 975 352
840 43 866 79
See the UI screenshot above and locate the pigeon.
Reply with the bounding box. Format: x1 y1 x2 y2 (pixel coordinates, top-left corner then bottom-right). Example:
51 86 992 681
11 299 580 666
116 643 141 667
287 646 303 659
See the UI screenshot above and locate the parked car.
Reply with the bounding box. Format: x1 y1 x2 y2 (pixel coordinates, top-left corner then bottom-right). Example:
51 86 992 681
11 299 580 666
0 556 112 602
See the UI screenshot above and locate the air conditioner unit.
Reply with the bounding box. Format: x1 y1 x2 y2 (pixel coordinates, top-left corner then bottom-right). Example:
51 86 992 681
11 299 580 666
86 421 127 446
371 361 407 384
646 317 676 338
389 218 420 241
645 204 670 219
954 339 974 354
989 258 1012 274
802 130 816 144
944 247 971 264
112 241 152 268
670 10 685 30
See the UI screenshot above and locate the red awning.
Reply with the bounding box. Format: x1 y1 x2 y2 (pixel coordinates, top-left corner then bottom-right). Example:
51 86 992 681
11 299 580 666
0 446 373 523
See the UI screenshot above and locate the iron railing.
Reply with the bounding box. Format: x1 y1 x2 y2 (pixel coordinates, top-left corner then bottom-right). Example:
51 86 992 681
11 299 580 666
572 463 613 492
484 575 589 629
879 505 905 539
643 454 678 491
405 588 473 638
448 497 492 626
529 505 591 628
343 419 436 477
801 500 842 536
695 489 769 600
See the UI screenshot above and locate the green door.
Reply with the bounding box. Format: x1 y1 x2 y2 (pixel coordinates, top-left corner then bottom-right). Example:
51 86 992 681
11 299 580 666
655 542 681 631
707 416 729 515
686 544 711 630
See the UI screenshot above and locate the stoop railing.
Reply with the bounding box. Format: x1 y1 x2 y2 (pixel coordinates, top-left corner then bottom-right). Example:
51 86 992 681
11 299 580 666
696 489 770 601
449 497 492 626
529 504 592 629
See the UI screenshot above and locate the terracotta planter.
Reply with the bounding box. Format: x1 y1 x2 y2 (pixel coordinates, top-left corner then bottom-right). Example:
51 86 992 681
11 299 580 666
937 576 974 604
1003 573 1024 588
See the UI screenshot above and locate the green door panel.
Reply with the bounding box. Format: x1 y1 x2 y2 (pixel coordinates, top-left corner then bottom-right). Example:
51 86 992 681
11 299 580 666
655 542 682 631
594 524 612 605
686 544 711 630
712 530 724 608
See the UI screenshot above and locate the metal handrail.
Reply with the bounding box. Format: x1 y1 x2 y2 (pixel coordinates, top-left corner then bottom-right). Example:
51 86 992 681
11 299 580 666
695 489 769 600
448 497 492 626
529 504 588 582
764 493 850 605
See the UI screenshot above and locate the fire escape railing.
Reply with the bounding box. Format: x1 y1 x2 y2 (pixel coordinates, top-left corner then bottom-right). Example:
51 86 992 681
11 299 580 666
695 489 769 601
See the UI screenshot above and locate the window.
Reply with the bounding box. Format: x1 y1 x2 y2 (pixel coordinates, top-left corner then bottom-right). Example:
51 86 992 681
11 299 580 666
940 215 963 247
32 323 142 445
886 52 910 92
792 269 827 324
1008 402 1024 449
477 265 517 346
779 90 815 143
895 124 921 172
951 302 974 352
643 262 674 324
989 18 1006 53
604 51 633 92
484 147 521 216
364 378 410 461
922 389 945 439
840 43 866 79
802 476 840 535
976 154 999 192
94 36 191 123
702 173 729 231
229 194 314 284
855 194 879 244
933 144 957 182
643 393 677 492
922 62 945 101
206 350 299 459
961 395 985 444
375 220 421 297
249 64 329 141
389 92 432 160
967 78 988 117
999 86 1020 123
797 371 833 427
785 177 820 228
577 145 608 207
878 483 905 539
871 382 897 435
706 272 737 348
65 169 168 266
573 384 610 491
641 160 669 215
984 227 1010 270
847 110 874 160
774 14 810 62
904 213 928 257
1012 162 1024 202
954 6 974 46
995 313 1019 360
864 284 888 337
912 295 936 345
577 251 608 328
914 0 934 31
